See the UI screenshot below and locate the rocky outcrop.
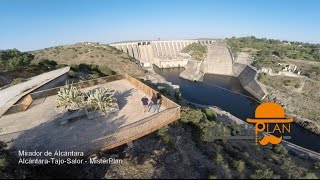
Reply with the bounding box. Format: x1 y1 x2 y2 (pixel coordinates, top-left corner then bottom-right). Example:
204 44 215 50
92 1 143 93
179 60 204 81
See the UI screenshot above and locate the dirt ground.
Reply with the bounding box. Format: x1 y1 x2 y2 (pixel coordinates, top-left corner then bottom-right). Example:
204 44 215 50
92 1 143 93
32 43 144 77
258 73 320 134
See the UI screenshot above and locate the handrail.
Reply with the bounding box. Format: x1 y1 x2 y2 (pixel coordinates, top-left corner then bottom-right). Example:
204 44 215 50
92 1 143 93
62 106 180 154
2 73 181 154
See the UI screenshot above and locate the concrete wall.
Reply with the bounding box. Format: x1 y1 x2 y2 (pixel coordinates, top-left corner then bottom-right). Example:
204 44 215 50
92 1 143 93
234 63 267 101
32 73 69 93
202 43 233 76
110 39 216 68
154 58 189 68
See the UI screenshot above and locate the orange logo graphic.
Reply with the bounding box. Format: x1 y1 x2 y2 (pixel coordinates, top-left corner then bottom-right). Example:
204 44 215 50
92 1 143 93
247 102 293 145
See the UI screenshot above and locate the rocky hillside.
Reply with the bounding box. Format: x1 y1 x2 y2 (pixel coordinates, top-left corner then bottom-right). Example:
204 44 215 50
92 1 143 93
32 43 144 77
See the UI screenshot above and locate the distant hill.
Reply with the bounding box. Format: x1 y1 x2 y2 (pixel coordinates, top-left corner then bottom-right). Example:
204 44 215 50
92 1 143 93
31 43 145 77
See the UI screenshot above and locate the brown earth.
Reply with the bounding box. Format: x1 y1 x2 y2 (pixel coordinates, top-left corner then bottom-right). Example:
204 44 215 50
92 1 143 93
31 43 145 77
259 73 320 134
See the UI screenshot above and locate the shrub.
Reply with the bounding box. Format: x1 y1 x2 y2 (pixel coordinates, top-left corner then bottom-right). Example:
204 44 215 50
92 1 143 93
99 66 116 76
314 162 320 169
68 70 76 78
181 43 208 61
174 92 182 103
57 82 84 109
180 106 206 125
250 168 280 179
202 108 217 121
233 160 245 173
283 80 291 86
303 172 318 179
86 88 116 113
0 49 34 70
294 83 301 88
214 153 224 164
157 126 175 150
272 144 288 155
208 175 218 179
56 64 68 69
38 59 57 70
10 78 25 85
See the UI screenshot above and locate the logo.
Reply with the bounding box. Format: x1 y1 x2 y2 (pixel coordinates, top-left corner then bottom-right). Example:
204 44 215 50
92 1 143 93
202 102 293 145
246 102 293 145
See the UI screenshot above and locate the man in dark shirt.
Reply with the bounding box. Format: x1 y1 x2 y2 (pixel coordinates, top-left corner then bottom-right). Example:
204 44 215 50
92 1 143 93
148 93 158 112
141 94 149 112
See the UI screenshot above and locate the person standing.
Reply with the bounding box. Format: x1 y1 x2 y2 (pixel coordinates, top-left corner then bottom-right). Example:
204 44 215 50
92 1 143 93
156 92 162 112
148 93 158 112
141 94 149 112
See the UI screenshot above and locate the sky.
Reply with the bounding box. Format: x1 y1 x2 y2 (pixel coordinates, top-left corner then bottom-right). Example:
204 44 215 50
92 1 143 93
0 0 319 51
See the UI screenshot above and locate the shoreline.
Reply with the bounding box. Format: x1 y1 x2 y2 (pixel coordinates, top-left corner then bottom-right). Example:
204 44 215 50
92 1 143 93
182 99 320 161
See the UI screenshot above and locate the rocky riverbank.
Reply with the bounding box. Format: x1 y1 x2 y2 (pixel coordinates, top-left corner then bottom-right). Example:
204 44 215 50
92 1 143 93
261 77 320 135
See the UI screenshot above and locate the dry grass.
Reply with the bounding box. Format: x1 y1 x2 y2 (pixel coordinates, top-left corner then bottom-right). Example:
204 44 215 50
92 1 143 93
259 73 320 122
32 43 144 77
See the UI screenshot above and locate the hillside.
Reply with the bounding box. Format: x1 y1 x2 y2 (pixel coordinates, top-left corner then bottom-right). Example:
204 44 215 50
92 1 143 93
181 43 208 61
32 43 145 77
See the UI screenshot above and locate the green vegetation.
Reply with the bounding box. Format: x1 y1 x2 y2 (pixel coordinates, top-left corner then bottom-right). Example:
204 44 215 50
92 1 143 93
57 82 85 109
0 142 28 178
283 79 291 86
214 153 224 164
37 58 58 70
180 106 207 125
68 63 114 81
181 43 208 61
227 37 320 79
272 144 288 155
314 162 320 169
303 172 318 179
227 36 320 62
202 108 217 121
32 43 144 77
0 49 34 71
250 168 280 179
174 91 182 103
157 126 175 150
233 160 245 174
10 78 26 85
86 88 116 113
57 82 117 113
0 49 65 88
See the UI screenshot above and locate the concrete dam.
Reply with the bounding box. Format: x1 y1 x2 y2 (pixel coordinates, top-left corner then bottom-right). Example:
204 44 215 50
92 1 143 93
110 39 267 101
110 39 215 68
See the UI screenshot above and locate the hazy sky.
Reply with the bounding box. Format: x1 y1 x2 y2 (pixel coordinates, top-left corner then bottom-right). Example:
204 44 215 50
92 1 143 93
0 0 319 51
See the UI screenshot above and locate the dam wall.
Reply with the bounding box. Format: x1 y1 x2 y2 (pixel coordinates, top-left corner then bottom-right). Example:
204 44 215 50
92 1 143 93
202 43 233 76
111 39 267 100
234 62 267 101
110 39 216 68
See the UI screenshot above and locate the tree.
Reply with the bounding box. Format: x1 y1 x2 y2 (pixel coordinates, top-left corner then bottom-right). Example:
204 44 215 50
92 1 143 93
38 59 57 70
0 49 34 70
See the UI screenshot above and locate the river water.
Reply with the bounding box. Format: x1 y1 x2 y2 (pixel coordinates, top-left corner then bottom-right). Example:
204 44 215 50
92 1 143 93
154 66 320 152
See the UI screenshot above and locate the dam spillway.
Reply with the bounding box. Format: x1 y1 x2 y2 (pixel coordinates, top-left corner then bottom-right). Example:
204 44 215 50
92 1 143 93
109 39 267 101
109 39 216 68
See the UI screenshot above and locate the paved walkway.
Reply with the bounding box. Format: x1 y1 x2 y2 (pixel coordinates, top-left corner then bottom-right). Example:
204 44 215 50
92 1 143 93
0 79 165 152
0 67 70 117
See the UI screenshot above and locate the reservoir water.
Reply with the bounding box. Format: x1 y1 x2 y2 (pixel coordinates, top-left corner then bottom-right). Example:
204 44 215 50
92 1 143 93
154 67 320 152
